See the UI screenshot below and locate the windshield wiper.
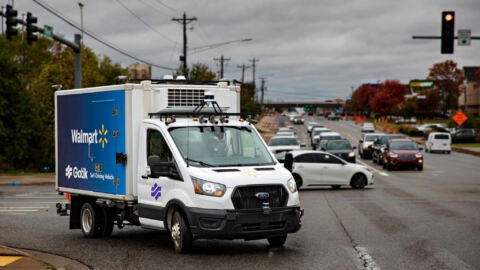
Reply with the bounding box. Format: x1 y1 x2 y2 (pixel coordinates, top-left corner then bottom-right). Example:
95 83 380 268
185 158 215 167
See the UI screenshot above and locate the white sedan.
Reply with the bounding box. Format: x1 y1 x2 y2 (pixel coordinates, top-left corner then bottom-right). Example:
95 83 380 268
289 150 374 189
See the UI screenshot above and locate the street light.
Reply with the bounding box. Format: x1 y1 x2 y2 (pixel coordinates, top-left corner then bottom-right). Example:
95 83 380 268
188 38 253 55
78 2 84 44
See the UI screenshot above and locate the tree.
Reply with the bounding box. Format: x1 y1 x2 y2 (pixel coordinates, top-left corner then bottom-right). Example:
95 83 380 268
370 80 408 116
240 83 258 114
427 60 465 114
174 63 216 81
351 84 376 115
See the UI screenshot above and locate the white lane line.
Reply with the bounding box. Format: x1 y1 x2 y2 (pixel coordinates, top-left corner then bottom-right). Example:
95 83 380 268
15 192 58 197
2 196 63 199
0 213 26 215
0 201 66 204
356 159 389 177
354 246 381 270
0 206 50 209
0 209 39 212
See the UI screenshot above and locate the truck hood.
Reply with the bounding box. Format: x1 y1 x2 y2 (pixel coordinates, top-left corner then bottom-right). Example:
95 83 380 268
186 165 292 188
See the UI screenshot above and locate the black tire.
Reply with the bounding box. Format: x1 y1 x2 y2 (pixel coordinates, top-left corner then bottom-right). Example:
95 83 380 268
446 151 451 154
101 207 115 237
382 162 387 169
372 155 377 164
417 165 423 171
80 202 104 238
331 185 341 189
386 163 392 171
268 235 287 248
351 173 367 189
170 210 193 254
293 174 302 189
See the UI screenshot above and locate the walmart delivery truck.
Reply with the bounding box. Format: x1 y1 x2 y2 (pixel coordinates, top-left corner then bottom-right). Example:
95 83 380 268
55 79 302 253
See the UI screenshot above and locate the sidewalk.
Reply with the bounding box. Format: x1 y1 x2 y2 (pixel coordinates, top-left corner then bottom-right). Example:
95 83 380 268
0 245 90 269
0 173 54 186
451 146 480 157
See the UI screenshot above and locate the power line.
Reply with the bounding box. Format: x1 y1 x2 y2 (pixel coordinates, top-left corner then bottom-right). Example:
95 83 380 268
33 0 176 70
114 0 176 44
154 0 180 14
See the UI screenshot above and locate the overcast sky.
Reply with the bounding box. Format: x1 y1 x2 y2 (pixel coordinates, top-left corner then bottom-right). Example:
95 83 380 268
9 0 480 101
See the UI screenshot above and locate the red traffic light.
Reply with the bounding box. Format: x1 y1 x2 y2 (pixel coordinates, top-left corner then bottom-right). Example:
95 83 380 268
444 13 454 21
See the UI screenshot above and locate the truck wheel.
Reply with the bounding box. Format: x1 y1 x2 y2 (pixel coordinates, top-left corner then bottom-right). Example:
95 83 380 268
101 207 115 237
80 202 103 238
171 210 193 253
268 235 287 248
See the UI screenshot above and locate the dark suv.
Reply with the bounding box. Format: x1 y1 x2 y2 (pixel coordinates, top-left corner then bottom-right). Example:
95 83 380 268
371 134 406 166
318 139 357 163
383 139 423 170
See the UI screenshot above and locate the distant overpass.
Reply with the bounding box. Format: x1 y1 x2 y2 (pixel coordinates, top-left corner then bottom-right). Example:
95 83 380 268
263 100 344 111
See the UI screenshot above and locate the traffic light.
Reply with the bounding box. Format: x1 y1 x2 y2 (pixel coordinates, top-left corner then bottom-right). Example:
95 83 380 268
26 12 38 44
5 5 18 40
441 11 455 54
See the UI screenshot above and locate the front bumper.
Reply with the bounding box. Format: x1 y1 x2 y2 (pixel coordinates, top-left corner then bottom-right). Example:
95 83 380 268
387 158 423 168
185 206 303 240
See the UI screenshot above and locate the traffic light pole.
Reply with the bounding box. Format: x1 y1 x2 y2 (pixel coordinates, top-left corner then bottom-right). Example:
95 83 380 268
1 10 82 88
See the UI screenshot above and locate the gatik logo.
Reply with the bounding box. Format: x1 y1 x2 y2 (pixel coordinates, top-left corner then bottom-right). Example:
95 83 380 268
65 165 88 180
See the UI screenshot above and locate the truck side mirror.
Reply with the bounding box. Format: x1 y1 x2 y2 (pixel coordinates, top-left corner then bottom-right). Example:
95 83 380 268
284 153 293 172
147 156 181 180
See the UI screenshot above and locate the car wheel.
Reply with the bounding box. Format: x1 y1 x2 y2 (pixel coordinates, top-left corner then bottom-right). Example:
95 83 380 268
372 155 377 164
268 235 288 248
446 151 451 154
293 174 302 189
350 173 367 189
331 185 341 189
171 210 193 253
382 162 387 169
417 165 423 171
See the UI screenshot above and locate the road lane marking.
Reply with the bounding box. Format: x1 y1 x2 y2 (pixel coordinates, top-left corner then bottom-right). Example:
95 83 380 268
0 207 49 209
0 213 26 215
0 201 66 204
0 209 39 212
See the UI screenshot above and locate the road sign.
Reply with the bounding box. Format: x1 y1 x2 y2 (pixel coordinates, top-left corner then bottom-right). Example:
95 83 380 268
452 111 468 126
410 81 434 88
43 25 53 38
458 29 471 46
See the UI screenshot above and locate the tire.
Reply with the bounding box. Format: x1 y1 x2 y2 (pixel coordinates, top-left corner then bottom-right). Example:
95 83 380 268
101 207 115 237
293 174 302 189
386 163 392 171
372 155 377 164
80 202 105 238
331 185 341 189
351 173 367 189
268 235 287 248
382 162 387 169
170 210 193 254
417 165 423 171
447 151 451 154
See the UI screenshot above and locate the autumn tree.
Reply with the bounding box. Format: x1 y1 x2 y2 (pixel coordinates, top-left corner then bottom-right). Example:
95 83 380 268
370 80 409 116
427 60 464 114
351 84 376 115
175 63 217 81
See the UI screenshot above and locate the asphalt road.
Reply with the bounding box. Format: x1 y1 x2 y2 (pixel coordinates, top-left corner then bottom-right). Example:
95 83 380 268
1 117 479 270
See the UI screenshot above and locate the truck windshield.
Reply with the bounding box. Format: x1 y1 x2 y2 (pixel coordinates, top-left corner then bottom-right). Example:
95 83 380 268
169 126 275 167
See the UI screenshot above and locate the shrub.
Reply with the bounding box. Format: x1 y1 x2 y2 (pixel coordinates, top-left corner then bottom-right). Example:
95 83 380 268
452 135 476 144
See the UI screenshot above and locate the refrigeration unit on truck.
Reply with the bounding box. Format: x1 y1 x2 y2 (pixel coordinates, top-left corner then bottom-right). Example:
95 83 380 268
55 79 303 253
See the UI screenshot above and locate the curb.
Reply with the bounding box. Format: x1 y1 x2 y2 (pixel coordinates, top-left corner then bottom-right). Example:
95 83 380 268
0 180 55 186
452 147 480 157
0 245 55 269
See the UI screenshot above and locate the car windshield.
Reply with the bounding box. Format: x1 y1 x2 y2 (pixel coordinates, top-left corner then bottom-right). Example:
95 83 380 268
326 141 352 150
169 126 274 167
434 134 450 140
390 141 418 151
365 135 380 142
313 130 329 136
322 136 342 140
269 137 299 146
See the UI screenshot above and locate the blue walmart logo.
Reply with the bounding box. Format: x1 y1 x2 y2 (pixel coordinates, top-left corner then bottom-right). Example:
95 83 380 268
151 183 162 200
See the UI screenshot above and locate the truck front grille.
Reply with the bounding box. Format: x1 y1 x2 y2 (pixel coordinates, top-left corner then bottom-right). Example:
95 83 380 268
231 185 288 209
167 89 205 107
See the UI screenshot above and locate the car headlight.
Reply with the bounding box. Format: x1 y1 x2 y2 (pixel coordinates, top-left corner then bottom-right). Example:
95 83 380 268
191 177 226 197
415 153 423 158
389 153 398 158
287 178 297 193
348 152 355 157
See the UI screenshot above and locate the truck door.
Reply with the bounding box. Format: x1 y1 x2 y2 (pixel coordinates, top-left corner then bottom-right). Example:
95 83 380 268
137 125 175 229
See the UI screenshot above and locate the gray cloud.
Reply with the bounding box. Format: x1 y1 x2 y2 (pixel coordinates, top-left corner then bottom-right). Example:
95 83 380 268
10 0 480 100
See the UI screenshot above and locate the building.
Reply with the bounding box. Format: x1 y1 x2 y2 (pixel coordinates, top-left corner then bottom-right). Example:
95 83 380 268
458 66 480 117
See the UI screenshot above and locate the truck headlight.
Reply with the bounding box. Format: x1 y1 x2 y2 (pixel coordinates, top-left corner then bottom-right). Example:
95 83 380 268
191 177 226 197
348 152 355 157
287 178 297 193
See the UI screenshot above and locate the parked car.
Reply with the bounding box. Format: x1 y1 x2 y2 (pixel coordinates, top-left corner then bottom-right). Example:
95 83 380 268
268 136 304 160
318 139 357 163
416 123 448 134
293 117 304 124
361 123 375 133
451 128 476 137
288 150 373 189
358 133 384 159
371 134 407 165
383 139 424 171
425 132 451 153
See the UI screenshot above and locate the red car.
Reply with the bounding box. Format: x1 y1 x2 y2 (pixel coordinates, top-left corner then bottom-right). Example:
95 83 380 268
383 139 423 171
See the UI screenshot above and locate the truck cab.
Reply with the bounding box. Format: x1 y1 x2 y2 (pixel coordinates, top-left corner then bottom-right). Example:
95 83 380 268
56 80 302 253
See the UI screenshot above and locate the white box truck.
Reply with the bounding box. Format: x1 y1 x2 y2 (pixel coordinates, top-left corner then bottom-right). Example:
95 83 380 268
55 80 302 253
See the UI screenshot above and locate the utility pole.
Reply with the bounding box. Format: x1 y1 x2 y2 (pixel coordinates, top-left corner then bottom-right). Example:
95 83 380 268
259 77 266 110
213 55 231 79
249 58 259 86
78 2 84 45
172 12 197 77
237 64 251 83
